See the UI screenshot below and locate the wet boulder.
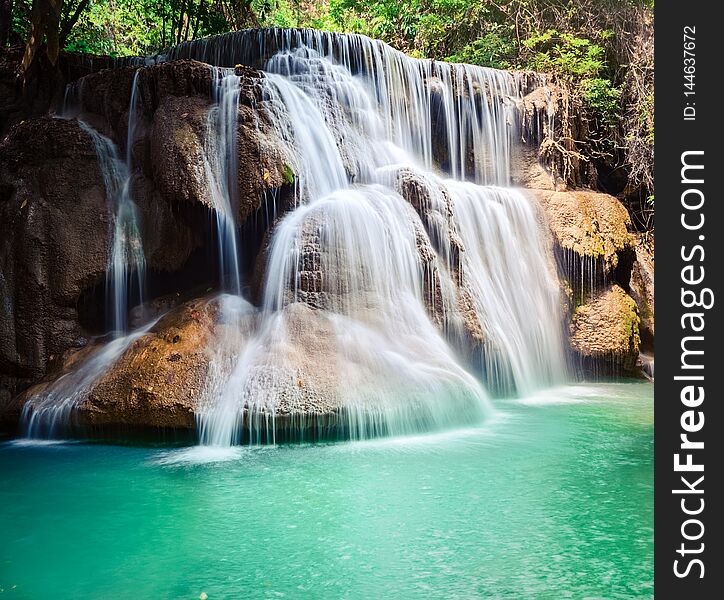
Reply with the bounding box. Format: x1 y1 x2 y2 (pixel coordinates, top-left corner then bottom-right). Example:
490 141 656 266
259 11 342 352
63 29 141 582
569 284 641 374
74 297 224 430
149 94 215 211
0 117 112 411
139 61 295 226
629 233 654 350
528 189 636 293
72 59 294 227
14 296 240 433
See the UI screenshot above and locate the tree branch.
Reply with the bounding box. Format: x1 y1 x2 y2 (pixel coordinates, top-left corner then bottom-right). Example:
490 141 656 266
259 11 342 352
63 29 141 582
59 0 90 47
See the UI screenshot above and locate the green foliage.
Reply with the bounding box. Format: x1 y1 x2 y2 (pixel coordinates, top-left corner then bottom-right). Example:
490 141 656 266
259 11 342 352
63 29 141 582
637 92 654 144
516 27 626 155
282 163 295 185
580 77 621 130
446 30 517 69
330 0 422 46
521 29 607 78
256 0 297 28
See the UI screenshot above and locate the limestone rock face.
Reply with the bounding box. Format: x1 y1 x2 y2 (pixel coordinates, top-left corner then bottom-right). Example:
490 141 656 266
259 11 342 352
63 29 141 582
511 143 558 191
0 114 203 414
512 82 561 191
141 62 293 226
569 284 641 373
629 234 654 347
75 60 295 226
132 174 199 273
150 94 214 211
0 60 299 419
0 117 112 409
235 95 297 223
528 188 652 375
75 298 221 429
529 189 635 271
71 60 213 145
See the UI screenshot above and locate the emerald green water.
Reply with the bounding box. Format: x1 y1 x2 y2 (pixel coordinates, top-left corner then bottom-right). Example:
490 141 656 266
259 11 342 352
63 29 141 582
0 383 652 599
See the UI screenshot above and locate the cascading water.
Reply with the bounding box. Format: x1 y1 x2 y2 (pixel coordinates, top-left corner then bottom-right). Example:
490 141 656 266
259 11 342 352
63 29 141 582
67 70 146 336
159 29 537 184
24 29 568 444
20 323 155 439
191 31 566 446
203 68 243 294
20 72 147 439
195 69 257 446
80 123 146 336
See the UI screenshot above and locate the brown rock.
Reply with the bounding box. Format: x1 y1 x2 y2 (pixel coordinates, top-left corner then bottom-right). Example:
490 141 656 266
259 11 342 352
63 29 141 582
629 233 654 349
75 298 223 429
144 64 295 226
512 82 564 190
150 94 214 210
132 174 200 272
71 60 213 145
529 189 635 269
527 189 636 298
569 284 641 373
14 297 229 432
13 299 343 434
0 117 111 410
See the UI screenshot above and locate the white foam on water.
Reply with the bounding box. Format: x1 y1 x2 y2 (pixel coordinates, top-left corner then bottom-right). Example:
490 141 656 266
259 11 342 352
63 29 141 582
151 446 246 466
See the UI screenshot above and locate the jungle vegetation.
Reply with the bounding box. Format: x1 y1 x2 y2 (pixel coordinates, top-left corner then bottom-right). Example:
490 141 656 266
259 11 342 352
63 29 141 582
0 0 653 226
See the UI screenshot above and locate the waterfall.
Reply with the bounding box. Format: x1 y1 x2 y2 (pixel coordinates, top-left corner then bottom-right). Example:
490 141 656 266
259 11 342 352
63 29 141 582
126 71 141 165
77 119 146 337
444 183 566 392
66 69 146 336
192 31 565 445
23 30 567 444
158 28 540 184
20 72 147 439
203 68 243 294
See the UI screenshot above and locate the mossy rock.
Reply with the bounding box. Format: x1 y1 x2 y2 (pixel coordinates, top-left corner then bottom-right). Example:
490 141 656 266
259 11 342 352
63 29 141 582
528 189 636 270
569 284 641 373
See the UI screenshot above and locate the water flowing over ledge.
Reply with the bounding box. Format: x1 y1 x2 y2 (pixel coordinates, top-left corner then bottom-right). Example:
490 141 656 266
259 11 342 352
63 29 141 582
133 28 556 185
2 28 649 446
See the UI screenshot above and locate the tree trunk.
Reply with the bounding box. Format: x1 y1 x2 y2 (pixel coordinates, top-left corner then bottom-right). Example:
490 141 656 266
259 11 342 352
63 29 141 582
45 0 63 65
20 0 50 74
20 0 69 80
59 0 91 48
190 0 202 40
175 0 187 45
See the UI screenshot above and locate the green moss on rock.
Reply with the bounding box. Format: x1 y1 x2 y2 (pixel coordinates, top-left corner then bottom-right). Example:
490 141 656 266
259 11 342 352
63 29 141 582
569 284 640 371
528 189 635 271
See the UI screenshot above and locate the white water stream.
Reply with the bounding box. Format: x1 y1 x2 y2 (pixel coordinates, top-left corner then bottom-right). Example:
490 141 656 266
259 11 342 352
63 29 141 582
22 30 566 443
